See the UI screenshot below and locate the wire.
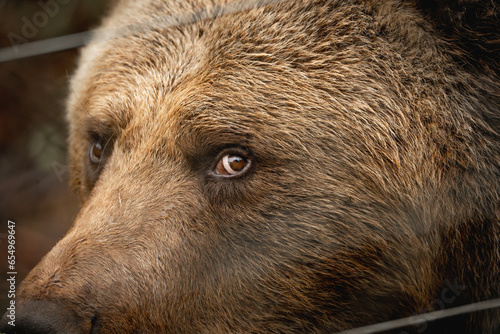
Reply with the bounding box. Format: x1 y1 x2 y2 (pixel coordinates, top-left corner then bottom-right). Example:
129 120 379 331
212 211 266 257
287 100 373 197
0 31 92 63
335 298 500 334
0 0 283 63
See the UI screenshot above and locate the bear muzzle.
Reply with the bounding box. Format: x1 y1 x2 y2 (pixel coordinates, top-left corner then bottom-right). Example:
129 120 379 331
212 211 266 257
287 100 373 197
0 299 93 334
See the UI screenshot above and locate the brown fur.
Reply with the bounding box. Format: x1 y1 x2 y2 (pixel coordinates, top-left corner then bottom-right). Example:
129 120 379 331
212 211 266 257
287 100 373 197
1 0 499 333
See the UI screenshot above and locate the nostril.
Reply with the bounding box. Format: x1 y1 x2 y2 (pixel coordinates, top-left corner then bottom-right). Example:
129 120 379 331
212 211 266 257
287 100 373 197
0 300 90 334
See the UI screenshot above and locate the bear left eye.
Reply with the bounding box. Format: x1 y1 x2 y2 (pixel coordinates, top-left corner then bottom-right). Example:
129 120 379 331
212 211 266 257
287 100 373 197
214 154 251 177
90 141 104 164
88 133 112 168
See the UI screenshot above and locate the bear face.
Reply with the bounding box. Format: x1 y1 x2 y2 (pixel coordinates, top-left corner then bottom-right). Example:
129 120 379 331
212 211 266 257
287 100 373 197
1 0 499 333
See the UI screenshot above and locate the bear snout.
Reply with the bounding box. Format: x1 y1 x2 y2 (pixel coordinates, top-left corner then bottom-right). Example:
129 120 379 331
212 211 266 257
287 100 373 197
0 299 92 334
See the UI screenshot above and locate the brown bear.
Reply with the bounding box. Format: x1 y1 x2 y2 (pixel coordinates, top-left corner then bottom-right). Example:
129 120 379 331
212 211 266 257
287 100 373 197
1 0 499 333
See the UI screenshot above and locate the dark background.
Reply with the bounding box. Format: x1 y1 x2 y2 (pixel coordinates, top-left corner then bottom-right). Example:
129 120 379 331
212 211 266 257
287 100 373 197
0 0 111 312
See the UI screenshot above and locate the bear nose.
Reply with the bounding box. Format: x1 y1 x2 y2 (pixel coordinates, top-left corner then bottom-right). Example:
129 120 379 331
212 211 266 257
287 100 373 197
0 299 90 334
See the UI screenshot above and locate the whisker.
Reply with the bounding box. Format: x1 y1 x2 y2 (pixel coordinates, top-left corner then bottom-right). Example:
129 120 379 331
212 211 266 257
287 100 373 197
66 70 98 124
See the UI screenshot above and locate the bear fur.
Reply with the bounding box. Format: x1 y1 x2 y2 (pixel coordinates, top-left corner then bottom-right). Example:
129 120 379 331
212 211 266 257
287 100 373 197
1 0 499 333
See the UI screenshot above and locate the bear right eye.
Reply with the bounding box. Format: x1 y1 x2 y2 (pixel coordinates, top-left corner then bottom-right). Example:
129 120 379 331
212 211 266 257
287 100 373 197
214 154 249 176
211 147 254 178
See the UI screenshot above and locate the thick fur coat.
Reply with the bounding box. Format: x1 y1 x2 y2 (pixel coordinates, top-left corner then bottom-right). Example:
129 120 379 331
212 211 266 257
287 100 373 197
1 0 499 333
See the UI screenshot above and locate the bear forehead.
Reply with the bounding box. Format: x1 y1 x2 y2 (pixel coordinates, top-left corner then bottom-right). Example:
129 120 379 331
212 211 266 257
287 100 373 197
68 0 457 167
69 0 388 122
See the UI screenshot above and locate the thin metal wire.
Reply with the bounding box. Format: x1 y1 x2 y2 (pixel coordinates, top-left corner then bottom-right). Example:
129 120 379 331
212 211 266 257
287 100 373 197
0 0 283 63
335 298 500 334
0 31 93 63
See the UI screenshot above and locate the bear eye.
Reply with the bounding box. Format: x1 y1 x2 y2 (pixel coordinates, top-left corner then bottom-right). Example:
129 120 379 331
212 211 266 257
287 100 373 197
89 140 104 164
86 133 113 188
214 154 251 177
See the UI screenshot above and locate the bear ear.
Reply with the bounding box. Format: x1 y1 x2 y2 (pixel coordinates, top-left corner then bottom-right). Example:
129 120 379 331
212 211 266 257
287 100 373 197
413 0 500 74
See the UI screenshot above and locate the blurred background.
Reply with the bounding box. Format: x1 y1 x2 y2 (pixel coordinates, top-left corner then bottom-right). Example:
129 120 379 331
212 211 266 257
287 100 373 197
0 0 111 311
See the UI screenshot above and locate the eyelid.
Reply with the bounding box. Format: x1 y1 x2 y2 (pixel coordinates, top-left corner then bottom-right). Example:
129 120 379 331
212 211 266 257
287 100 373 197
87 130 104 144
87 130 114 149
83 115 115 142
214 146 252 162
